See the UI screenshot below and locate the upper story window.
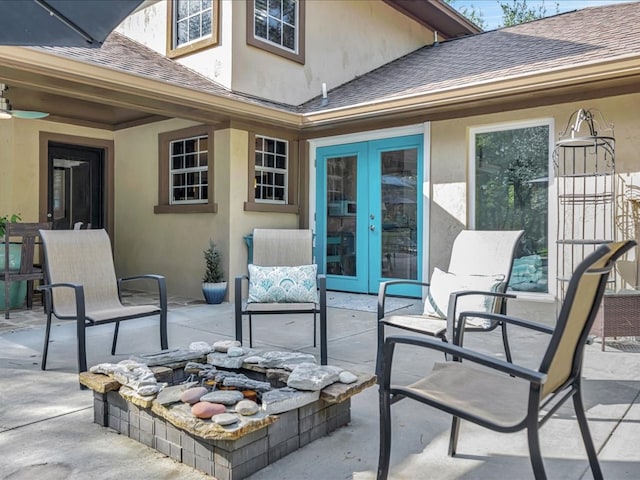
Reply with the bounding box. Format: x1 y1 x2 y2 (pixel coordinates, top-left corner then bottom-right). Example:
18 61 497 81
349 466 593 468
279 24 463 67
167 0 220 58
254 135 288 204
247 0 305 64
155 125 217 214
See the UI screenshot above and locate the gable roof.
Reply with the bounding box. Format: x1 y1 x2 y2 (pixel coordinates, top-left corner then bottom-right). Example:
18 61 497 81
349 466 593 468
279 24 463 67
301 2 640 116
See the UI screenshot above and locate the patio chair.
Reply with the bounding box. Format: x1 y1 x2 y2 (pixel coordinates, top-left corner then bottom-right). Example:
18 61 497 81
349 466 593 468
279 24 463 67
377 240 635 480
234 228 327 364
377 229 524 375
38 229 168 373
2 222 50 319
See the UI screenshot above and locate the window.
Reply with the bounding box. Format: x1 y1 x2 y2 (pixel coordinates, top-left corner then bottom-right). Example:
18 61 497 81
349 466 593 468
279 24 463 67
470 120 553 294
245 130 299 213
155 125 217 214
254 135 288 203
170 135 209 204
167 0 219 58
247 0 305 64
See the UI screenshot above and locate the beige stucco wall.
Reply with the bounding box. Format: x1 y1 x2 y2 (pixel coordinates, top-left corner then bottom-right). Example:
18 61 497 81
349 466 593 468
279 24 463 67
428 93 640 291
118 0 433 106
0 118 112 223
113 121 298 300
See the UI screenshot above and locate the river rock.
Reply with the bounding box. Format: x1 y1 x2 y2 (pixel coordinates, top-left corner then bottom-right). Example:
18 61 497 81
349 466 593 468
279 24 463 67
286 363 341 391
181 386 208 404
227 346 246 357
200 390 245 405
189 341 212 353
213 340 241 352
235 399 259 416
212 413 238 426
191 401 226 419
156 382 198 405
339 371 358 384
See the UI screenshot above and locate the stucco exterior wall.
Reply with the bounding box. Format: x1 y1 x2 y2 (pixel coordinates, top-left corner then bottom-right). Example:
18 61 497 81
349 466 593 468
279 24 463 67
118 0 432 106
0 119 112 222
232 0 433 105
113 121 298 300
428 93 640 288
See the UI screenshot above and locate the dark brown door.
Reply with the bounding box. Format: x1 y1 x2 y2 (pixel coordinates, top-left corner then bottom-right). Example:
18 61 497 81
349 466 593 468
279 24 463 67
47 143 105 229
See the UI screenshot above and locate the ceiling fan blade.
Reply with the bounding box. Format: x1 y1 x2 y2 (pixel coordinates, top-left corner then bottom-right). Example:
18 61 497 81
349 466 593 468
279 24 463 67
10 110 49 119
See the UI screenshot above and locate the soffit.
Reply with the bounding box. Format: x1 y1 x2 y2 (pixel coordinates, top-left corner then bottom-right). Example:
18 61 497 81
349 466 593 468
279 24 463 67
383 0 481 37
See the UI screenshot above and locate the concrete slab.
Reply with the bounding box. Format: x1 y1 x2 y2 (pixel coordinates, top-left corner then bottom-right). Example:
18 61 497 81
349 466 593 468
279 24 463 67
0 293 638 480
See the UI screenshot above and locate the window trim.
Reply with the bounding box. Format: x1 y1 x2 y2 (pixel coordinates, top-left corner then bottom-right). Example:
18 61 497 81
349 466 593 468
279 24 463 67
468 117 555 298
155 125 217 214
167 0 220 59
245 129 299 213
246 0 306 65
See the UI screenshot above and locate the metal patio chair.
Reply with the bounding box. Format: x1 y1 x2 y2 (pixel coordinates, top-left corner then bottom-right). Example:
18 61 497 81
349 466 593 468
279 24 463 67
234 228 327 364
377 229 524 375
39 229 168 373
377 240 635 480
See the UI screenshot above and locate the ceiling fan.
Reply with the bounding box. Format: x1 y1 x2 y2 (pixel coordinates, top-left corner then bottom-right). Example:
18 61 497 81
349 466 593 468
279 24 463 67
0 84 49 119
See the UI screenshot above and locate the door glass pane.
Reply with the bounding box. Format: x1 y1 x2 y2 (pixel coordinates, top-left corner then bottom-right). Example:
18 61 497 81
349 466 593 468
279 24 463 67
326 155 357 276
381 148 418 279
474 125 549 293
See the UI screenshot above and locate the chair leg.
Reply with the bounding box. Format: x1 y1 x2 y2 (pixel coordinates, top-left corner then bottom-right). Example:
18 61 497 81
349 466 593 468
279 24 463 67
159 305 168 351
41 310 53 370
77 318 87 373
527 423 547 480
313 311 317 348
448 416 461 457
4 280 9 319
573 391 604 480
376 323 385 379
501 321 513 363
111 321 120 355
377 383 392 480
249 314 253 348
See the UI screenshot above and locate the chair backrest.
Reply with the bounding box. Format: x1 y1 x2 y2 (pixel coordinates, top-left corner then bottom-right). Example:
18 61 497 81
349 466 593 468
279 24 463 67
540 240 635 398
3 222 50 274
252 228 313 266
448 230 524 282
40 229 120 316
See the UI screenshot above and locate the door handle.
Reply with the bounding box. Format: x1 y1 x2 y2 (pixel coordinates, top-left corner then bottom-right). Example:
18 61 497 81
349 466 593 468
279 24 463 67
369 225 376 231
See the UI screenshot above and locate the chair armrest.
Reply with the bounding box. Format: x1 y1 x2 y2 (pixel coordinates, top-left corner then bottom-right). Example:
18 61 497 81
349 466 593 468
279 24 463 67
445 290 519 338
457 311 554 335
118 274 167 308
381 334 547 386
378 279 430 319
38 282 86 319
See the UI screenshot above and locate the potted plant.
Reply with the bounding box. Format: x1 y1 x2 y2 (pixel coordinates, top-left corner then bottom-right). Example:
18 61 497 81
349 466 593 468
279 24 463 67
0 213 27 310
202 240 227 304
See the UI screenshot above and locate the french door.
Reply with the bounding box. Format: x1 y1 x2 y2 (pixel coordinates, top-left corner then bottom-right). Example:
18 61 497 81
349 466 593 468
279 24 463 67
316 135 423 296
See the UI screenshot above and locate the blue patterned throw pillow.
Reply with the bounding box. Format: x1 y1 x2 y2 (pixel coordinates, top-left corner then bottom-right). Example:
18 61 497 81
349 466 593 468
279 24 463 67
247 264 319 303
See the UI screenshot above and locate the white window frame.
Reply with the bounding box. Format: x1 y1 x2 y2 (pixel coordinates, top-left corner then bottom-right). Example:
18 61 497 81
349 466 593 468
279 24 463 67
253 0 299 54
254 134 288 204
468 118 556 300
169 134 209 205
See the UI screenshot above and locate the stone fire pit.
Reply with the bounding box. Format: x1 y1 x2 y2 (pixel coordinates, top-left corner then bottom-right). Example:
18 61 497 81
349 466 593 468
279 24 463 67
80 343 375 480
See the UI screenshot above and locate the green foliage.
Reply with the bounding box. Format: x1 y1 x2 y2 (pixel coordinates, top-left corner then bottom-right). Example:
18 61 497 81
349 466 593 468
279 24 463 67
445 0 487 29
499 0 558 27
475 126 549 255
202 240 225 283
0 213 21 238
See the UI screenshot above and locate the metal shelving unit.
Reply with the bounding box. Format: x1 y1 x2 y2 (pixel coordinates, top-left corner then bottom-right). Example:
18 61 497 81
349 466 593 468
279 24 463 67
554 109 615 303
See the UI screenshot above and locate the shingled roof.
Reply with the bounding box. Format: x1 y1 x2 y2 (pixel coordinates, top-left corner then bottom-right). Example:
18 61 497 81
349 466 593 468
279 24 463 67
300 2 640 113
30 2 640 119
37 32 299 113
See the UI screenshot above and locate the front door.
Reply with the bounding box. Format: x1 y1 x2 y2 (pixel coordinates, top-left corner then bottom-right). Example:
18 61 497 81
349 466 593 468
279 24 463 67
47 143 105 230
316 135 423 296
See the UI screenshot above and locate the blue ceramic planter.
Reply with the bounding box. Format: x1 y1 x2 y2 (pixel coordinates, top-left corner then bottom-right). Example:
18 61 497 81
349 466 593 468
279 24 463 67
202 282 227 304
0 243 27 309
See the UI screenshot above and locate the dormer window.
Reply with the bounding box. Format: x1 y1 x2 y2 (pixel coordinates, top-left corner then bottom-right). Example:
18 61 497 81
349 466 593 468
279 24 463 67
167 0 220 58
247 0 305 64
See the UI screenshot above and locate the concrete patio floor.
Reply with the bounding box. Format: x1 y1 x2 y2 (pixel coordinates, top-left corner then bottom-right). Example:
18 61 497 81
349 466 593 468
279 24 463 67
0 293 639 479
